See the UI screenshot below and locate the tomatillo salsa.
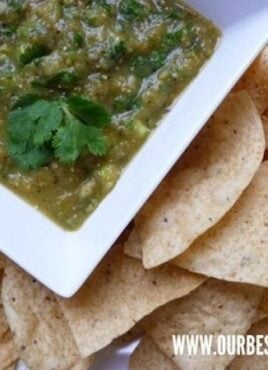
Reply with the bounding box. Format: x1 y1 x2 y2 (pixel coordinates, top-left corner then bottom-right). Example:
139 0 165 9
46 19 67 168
0 0 219 230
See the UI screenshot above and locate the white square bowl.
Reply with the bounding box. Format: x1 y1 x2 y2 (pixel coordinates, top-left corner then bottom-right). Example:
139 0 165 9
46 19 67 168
1 0 268 297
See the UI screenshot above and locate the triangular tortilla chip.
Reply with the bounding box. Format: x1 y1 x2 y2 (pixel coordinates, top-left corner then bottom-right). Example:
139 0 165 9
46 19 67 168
0 271 18 370
145 279 262 370
0 338 17 370
229 317 268 369
2 264 93 370
129 336 177 370
174 162 268 287
262 115 268 149
124 229 143 260
234 46 268 114
253 289 268 323
0 312 17 370
0 272 8 340
125 92 265 268
0 254 7 270
56 244 204 358
113 321 145 347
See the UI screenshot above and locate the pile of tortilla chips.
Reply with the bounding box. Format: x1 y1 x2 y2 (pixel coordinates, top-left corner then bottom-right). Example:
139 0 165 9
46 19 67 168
0 46 268 370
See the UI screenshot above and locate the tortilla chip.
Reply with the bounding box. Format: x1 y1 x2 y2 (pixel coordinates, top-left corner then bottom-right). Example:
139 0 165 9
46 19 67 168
262 115 268 149
113 321 145 347
0 305 8 341
129 336 177 370
0 271 8 338
0 304 11 345
145 279 262 370
253 289 268 323
0 270 17 370
125 92 265 268
234 46 268 114
229 317 268 369
0 254 7 270
174 162 268 287
124 229 143 260
56 244 205 358
2 263 93 370
0 338 17 370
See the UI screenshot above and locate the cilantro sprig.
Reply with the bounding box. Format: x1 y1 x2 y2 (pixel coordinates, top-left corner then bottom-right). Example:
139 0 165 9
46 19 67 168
7 95 111 170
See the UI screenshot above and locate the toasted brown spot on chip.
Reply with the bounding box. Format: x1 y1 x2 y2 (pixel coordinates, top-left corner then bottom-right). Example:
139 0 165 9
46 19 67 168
126 92 265 268
56 244 205 358
145 279 262 370
174 162 268 287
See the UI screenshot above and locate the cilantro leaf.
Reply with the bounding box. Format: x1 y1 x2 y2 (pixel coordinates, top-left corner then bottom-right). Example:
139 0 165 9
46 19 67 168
110 41 126 61
53 112 109 164
53 115 87 164
18 44 50 65
9 100 62 146
6 95 111 170
8 142 53 171
84 126 109 156
120 0 148 20
8 108 35 145
73 32 84 48
7 101 57 170
32 70 79 90
67 95 111 128
132 51 166 78
32 101 63 145
7 107 53 170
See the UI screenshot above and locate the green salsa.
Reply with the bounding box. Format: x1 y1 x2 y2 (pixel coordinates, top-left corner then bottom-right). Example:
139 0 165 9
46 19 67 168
0 0 219 230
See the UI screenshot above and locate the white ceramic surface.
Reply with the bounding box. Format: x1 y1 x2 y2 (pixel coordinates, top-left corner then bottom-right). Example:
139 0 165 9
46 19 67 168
1 0 268 297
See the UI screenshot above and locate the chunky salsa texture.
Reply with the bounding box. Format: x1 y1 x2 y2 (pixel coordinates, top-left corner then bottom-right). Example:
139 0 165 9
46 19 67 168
0 0 219 230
